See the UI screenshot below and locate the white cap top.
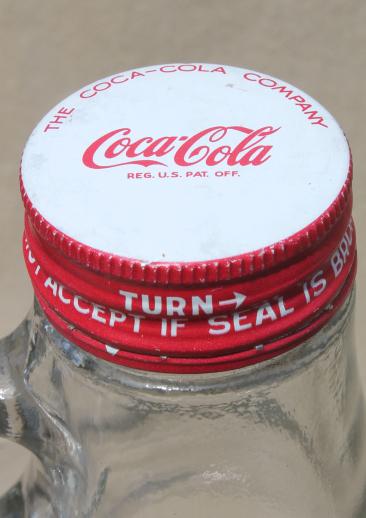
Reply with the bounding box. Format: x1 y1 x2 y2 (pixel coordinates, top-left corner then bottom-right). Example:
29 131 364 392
21 63 350 263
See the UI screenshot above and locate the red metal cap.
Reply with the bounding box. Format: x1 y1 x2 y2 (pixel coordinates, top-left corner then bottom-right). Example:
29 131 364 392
21 64 356 373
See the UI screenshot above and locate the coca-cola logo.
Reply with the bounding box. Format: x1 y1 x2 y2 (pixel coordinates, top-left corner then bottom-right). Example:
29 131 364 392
82 125 280 169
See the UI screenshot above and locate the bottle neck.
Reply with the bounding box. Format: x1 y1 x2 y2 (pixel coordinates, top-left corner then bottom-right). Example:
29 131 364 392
31 288 356 398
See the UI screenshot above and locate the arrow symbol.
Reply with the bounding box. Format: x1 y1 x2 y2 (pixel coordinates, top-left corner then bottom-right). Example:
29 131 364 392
105 345 119 356
219 292 246 310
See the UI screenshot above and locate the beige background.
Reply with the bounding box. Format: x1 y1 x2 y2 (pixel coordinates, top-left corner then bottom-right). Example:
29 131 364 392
0 0 365 495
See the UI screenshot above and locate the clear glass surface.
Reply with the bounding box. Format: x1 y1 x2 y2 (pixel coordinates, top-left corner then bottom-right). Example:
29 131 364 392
0 291 365 517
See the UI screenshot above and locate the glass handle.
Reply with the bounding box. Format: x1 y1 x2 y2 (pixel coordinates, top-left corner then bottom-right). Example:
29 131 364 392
0 316 87 516
0 319 33 515
0 318 36 444
0 318 55 516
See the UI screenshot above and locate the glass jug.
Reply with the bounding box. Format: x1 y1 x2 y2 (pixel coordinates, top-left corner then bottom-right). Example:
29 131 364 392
0 63 364 518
